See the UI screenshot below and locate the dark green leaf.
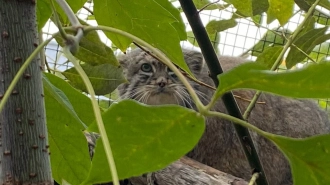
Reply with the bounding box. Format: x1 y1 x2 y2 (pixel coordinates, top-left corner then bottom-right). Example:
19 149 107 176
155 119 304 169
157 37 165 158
84 100 205 184
55 19 119 66
43 75 91 185
294 0 311 11
215 62 330 99
255 46 283 69
269 134 330 185
205 19 237 34
286 27 330 68
306 0 330 10
267 0 294 25
252 0 269 15
93 0 191 76
44 73 95 126
62 63 127 95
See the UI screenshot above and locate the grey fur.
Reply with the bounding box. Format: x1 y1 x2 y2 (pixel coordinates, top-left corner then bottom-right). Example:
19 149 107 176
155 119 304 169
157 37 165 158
117 48 330 185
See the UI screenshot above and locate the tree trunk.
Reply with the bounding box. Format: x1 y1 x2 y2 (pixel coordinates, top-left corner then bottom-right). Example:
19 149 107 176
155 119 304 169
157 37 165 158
0 1 52 184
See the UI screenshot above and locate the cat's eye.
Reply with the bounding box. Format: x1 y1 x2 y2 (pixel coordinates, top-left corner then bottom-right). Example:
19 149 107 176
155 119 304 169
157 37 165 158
167 67 176 76
167 67 177 78
141 63 152 72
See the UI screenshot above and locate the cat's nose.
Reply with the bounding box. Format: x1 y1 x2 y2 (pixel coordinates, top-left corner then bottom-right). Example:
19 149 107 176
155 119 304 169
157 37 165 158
158 81 166 87
157 77 167 87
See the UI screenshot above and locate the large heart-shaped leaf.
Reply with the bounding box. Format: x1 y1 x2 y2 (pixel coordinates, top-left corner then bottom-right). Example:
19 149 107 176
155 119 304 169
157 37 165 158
93 0 192 76
43 74 92 185
83 100 205 184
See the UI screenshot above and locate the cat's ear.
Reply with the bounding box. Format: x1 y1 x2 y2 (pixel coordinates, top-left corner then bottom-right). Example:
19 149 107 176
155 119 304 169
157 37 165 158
118 54 128 69
182 49 204 74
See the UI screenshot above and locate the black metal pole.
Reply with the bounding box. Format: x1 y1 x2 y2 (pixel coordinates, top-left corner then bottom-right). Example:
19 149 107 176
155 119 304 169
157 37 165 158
178 1 269 185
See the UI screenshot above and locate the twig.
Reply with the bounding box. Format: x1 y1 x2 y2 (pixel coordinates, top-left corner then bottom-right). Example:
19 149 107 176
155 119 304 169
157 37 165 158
248 173 260 185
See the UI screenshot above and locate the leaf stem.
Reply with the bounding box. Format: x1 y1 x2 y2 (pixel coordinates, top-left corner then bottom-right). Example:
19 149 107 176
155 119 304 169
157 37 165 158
55 0 84 46
84 26 206 113
62 47 120 185
206 110 270 138
243 0 322 120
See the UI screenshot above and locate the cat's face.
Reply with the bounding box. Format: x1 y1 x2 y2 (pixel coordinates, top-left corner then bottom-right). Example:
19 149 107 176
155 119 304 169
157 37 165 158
118 48 205 108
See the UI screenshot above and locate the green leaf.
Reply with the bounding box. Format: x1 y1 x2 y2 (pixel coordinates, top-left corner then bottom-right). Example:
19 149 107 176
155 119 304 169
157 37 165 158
44 73 95 126
36 0 86 31
225 0 253 17
36 0 52 31
55 19 119 66
255 46 283 69
62 63 127 95
193 0 220 10
215 62 330 99
93 0 191 76
205 19 237 34
286 27 330 69
252 0 269 15
187 31 199 47
43 75 91 185
268 134 330 185
267 0 294 25
84 100 205 184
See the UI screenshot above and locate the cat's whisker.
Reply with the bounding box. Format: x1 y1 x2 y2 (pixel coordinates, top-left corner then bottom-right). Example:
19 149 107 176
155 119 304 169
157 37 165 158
140 92 151 104
128 88 146 101
195 89 210 102
175 89 193 109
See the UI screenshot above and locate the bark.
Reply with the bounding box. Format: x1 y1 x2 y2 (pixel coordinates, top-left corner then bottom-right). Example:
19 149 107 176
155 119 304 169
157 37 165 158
0 1 52 184
129 157 248 185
